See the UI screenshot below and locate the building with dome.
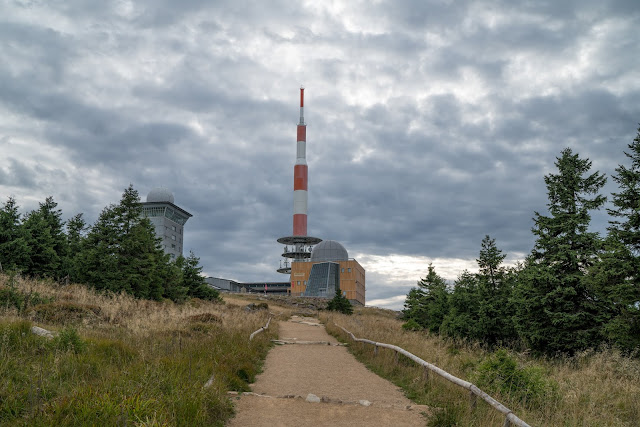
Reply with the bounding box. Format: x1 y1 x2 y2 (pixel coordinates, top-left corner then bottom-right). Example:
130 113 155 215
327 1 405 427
141 187 192 259
289 240 365 306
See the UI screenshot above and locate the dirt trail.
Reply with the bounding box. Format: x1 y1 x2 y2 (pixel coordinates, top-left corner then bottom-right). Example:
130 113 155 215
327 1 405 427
227 316 429 426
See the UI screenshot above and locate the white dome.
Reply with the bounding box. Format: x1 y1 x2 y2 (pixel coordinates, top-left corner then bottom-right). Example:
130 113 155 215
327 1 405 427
146 187 174 204
310 240 348 262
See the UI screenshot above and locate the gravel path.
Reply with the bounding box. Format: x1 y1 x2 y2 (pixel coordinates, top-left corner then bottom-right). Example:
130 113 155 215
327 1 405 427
227 316 429 426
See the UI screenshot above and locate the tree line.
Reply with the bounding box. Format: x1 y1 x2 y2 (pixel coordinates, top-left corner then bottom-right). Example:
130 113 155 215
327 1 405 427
403 126 640 356
0 185 219 302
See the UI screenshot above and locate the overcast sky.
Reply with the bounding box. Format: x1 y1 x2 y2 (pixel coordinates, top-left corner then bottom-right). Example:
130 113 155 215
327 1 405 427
1 0 639 309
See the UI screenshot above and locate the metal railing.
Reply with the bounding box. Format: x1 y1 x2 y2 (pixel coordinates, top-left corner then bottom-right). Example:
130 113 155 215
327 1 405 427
335 324 530 427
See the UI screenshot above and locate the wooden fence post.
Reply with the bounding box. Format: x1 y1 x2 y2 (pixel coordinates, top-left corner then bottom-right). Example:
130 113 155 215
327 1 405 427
469 390 477 411
394 350 399 365
374 344 378 357
423 366 429 382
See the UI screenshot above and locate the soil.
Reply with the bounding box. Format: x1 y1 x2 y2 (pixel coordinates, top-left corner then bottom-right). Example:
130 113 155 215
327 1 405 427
227 316 430 426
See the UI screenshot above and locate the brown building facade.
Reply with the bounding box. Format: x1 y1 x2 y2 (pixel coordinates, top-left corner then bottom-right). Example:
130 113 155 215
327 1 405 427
289 258 366 306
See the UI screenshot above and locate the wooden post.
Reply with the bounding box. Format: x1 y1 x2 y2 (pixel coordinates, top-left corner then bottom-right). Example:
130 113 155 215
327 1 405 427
469 390 477 411
394 350 399 364
374 344 378 357
423 366 429 382
503 417 511 427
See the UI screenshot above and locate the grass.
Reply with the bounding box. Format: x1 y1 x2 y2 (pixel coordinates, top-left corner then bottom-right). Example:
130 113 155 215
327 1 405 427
0 273 280 426
321 309 640 427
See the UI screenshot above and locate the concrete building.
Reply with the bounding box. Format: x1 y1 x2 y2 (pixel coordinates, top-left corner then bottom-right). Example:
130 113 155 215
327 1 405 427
205 277 290 295
289 240 366 305
141 187 192 259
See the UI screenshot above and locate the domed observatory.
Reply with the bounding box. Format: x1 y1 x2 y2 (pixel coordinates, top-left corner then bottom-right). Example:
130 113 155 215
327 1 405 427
291 240 366 305
141 187 192 259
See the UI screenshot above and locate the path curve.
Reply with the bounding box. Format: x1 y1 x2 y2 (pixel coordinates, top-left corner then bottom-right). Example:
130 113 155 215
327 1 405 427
227 316 429 426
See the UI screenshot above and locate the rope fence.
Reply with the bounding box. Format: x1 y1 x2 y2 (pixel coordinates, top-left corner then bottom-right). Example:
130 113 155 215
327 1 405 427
335 323 530 427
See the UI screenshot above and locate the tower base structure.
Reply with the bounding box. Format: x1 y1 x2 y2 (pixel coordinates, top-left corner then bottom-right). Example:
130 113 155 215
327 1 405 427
277 235 322 274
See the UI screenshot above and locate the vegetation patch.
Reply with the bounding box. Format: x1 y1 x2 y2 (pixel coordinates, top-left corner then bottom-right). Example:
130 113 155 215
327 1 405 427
31 301 103 324
472 349 559 408
188 312 222 323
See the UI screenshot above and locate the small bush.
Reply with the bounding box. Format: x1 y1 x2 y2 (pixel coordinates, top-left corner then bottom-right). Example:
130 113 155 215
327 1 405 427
326 289 353 315
52 327 87 354
472 349 559 408
0 286 52 312
402 319 422 331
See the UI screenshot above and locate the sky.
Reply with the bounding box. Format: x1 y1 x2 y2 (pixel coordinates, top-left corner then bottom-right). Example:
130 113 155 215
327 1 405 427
1 0 639 310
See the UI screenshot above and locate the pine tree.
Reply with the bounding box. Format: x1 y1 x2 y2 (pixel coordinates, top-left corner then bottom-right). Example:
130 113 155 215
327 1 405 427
609 125 640 254
475 236 516 344
403 264 449 333
440 270 479 339
514 148 606 355
597 125 640 351
177 251 220 301
22 197 68 278
64 213 86 282
327 286 353 315
0 197 29 272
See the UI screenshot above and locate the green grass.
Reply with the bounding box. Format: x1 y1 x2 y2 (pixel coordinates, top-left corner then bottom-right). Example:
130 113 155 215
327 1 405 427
0 274 278 426
0 319 274 426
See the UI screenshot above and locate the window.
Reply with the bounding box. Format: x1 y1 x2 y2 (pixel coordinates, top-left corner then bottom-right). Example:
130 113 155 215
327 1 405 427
341 268 344 272
172 235 176 240
172 226 176 231
348 268 351 272
171 244 176 249
297 281 301 285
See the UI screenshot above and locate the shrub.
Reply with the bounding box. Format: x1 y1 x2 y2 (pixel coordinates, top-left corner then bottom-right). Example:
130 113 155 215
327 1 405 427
402 319 422 331
472 349 558 408
326 288 353 315
52 326 87 354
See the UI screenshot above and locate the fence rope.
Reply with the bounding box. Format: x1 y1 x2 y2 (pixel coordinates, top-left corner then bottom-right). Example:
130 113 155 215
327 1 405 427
335 323 530 427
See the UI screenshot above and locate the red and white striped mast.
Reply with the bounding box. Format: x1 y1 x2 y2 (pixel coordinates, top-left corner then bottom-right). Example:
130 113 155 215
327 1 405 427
293 87 308 236
277 87 322 274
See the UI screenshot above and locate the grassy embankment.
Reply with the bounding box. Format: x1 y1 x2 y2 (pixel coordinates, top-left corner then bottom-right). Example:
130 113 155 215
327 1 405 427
322 309 640 427
0 273 285 426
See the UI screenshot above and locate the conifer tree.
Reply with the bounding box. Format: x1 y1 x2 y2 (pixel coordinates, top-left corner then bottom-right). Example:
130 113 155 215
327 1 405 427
64 213 86 282
0 197 29 271
22 197 68 278
475 236 516 344
596 125 640 351
327 286 353 315
177 251 220 301
514 148 606 355
403 264 449 332
440 270 479 339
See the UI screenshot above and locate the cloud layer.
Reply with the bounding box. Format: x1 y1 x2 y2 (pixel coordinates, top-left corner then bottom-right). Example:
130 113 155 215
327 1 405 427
1 0 639 309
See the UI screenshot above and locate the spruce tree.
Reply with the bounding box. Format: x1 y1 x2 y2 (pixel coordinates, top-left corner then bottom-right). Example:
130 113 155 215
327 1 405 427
475 236 516 344
327 286 353 315
597 125 640 351
177 251 220 301
403 264 449 332
64 213 86 282
22 197 68 278
514 148 606 355
440 270 479 339
0 197 29 272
